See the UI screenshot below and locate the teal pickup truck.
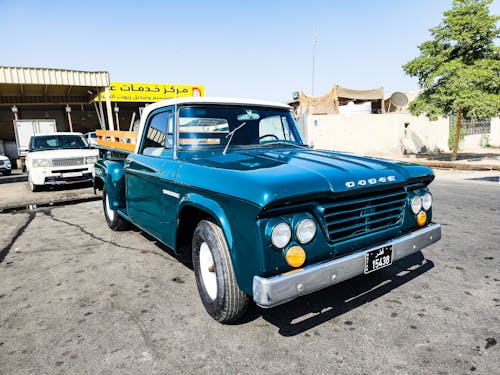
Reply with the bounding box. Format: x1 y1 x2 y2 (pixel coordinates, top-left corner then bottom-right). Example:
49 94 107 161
94 97 441 323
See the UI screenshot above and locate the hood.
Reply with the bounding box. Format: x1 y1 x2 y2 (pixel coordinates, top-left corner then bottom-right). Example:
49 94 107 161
0 154 9 161
26 148 98 160
177 147 434 207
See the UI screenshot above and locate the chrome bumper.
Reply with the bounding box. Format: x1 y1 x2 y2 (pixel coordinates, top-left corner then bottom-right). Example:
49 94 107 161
253 224 441 308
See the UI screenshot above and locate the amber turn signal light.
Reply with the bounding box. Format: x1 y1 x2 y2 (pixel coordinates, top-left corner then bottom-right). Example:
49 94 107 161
417 211 427 227
285 246 306 268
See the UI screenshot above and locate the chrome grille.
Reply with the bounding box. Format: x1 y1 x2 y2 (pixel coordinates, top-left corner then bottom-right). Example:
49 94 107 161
319 187 407 243
52 158 85 167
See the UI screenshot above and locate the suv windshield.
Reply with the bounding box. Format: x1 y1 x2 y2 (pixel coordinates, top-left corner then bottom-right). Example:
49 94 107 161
178 106 303 149
31 134 88 151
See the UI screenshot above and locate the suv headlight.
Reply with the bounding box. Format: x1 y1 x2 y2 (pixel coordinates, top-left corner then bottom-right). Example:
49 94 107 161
32 159 52 168
271 222 292 249
84 156 98 164
296 218 316 244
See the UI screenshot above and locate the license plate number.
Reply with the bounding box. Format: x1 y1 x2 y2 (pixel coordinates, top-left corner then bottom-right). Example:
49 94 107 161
364 245 392 274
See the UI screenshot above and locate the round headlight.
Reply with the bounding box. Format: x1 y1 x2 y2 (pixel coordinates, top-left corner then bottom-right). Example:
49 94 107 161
271 222 292 249
296 218 316 244
422 192 432 211
410 195 422 214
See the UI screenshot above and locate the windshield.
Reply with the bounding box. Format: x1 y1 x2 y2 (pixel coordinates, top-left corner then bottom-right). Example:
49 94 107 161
31 134 88 151
178 106 302 149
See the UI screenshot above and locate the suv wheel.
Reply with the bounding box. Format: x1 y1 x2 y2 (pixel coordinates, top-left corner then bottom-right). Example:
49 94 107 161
28 174 42 192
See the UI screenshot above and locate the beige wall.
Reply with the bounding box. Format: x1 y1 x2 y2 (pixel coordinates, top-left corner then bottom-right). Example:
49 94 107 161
305 114 449 155
489 118 500 146
305 114 500 155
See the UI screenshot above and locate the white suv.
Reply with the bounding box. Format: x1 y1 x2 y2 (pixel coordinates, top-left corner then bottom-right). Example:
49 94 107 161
0 154 11 176
26 132 98 192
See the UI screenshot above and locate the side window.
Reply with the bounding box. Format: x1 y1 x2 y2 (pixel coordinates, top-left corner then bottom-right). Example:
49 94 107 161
141 111 168 154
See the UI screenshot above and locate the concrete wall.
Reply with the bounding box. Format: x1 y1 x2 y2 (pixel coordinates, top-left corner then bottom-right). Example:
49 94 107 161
305 113 449 155
304 114 500 155
488 117 500 146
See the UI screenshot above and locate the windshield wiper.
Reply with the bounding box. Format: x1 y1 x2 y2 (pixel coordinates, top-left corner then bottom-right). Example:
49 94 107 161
261 141 310 149
223 122 247 155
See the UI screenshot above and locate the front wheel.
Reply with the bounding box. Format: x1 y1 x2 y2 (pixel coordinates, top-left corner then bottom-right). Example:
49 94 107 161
192 220 249 323
28 173 42 192
103 186 130 231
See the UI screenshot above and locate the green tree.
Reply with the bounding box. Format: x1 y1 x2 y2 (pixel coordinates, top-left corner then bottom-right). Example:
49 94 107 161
403 0 500 160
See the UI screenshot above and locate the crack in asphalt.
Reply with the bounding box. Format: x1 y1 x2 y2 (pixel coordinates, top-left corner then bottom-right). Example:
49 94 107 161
39 209 175 262
110 300 164 361
0 212 35 264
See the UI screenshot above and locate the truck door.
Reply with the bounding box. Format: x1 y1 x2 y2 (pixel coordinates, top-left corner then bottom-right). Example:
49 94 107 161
126 108 179 245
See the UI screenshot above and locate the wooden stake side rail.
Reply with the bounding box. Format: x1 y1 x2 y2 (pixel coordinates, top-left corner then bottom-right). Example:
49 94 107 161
96 130 138 152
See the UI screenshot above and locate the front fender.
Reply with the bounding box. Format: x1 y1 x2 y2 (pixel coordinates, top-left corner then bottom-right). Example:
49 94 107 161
102 160 127 210
178 193 234 250
177 193 264 296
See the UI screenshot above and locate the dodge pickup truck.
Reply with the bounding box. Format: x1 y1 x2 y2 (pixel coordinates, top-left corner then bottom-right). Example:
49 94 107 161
94 97 441 323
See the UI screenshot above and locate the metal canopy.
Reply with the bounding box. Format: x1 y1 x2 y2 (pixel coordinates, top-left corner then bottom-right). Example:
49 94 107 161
0 66 110 106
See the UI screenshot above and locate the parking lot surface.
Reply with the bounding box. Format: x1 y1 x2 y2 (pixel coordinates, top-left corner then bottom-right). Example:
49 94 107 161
0 170 499 374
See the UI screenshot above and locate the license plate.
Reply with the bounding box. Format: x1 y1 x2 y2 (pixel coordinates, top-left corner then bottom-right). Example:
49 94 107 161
60 172 82 178
364 245 393 274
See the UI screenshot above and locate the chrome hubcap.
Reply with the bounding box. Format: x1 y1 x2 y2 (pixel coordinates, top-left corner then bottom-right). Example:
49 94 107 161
105 194 115 221
199 242 217 300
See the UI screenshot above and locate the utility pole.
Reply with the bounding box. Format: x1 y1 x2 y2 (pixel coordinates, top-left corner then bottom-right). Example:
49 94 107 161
312 32 318 96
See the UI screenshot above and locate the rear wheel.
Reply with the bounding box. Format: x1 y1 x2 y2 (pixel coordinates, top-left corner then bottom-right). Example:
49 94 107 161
192 220 249 323
103 186 130 231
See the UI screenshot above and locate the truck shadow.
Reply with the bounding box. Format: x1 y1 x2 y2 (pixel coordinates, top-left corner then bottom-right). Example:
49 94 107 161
247 252 434 336
137 229 433 335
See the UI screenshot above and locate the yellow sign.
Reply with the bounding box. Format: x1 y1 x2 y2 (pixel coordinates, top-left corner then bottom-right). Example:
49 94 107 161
95 82 205 103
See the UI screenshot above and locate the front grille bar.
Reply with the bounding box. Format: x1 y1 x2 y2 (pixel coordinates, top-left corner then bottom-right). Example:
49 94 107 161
52 158 85 167
319 187 407 243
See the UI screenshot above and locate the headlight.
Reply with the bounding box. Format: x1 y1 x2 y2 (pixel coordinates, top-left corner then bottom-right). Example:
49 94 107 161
410 195 422 214
422 192 432 211
296 218 316 244
85 156 98 164
32 159 51 168
271 222 292 249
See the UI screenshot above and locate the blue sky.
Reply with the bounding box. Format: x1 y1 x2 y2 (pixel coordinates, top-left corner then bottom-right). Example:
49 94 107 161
1 0 499 101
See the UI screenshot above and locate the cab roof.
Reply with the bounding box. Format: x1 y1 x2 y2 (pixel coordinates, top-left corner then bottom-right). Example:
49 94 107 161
141 97 292 119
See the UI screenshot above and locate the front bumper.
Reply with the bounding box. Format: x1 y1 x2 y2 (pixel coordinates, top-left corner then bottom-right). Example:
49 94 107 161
253 223 441 308
29 166 93 185
0 161 11 172
44 172 92 185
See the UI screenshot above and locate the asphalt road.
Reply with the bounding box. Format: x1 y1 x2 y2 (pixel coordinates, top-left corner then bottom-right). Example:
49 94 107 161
0 170 498 375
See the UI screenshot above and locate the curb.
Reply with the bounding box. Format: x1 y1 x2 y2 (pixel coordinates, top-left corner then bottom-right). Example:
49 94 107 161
0 175 28 184
405 159 500 171
0 195 101 213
